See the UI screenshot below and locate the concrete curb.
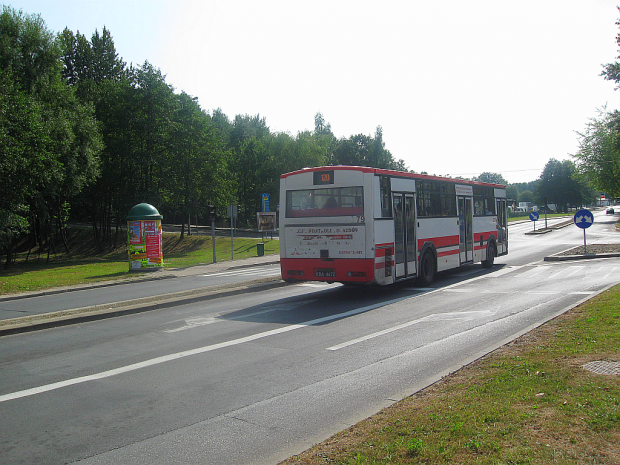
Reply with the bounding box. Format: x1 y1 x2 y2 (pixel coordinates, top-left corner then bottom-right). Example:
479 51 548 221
523 218 574 235
0 276 286 337
544 252 620 262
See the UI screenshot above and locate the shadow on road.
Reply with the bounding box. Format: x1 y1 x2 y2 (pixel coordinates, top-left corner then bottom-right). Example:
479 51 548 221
218 264 507 326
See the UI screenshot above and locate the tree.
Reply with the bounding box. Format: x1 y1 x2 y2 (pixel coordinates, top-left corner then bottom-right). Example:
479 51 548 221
314 112 332 137
313 112 336 165
90 27 125 83
582 9 620 199
330 125 405 170
0 7 101 265
601 7 620 89
519 190 534 203
572 109 620 199
164 92 230 236
474 172 508 185
506 185 519 204
536 159 587 212
333 133 374 166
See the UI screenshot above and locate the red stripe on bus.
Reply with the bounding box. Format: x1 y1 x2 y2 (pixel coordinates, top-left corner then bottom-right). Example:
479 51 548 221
437 249 459 258
417 235 459 251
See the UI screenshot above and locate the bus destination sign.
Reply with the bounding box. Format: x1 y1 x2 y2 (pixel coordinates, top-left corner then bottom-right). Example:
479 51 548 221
313 170 334 185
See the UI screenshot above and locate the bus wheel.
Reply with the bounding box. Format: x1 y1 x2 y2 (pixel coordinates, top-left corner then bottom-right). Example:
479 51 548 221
482 243 496 268
418 250 436 285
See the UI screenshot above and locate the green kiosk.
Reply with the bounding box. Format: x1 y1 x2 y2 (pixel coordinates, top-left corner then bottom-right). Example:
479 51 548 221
126 203 163 271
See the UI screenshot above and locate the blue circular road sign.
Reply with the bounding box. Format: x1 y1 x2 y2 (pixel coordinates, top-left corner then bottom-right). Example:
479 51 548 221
574 209 594 229
529 211 539 221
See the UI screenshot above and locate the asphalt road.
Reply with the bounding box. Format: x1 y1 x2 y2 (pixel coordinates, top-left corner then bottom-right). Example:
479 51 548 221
0 211 619 464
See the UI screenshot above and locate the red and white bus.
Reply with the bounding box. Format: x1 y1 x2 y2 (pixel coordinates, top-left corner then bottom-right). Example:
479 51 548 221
279 166 508 285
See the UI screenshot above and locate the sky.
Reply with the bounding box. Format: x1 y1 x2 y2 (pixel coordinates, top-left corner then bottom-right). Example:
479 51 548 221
9 0 620 183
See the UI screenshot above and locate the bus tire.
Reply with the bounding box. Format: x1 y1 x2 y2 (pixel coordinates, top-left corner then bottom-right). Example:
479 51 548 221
482 242 496 268
418 250 436 285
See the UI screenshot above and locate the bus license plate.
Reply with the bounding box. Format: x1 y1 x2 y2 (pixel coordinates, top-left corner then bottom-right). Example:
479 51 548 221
315 269 336 278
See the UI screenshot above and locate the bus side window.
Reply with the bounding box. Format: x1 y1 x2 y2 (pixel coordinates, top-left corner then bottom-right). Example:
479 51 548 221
380 176 392 217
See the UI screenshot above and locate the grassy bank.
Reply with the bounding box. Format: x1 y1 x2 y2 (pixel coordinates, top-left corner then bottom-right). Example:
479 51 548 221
0 228 278 295
280 286 620 464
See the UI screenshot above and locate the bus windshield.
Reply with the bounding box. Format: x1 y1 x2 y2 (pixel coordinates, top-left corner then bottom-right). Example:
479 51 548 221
286 186 363 218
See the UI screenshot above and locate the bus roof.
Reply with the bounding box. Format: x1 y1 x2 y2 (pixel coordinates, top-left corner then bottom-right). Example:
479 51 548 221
280 165 506 188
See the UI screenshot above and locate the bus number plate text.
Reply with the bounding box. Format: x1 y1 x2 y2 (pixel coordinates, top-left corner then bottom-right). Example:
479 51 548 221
315 269 336 278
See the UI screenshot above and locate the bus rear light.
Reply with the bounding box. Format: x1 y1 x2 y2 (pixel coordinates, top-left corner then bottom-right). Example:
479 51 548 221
347 271 366 277
288 270 304 276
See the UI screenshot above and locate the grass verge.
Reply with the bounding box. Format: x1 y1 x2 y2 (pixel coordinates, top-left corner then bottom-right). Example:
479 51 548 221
508 213 570 222
280 285 620 464
0 228 279 295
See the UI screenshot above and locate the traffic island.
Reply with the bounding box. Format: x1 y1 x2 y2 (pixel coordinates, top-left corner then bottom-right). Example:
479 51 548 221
525 228 552 235
544 244 620 261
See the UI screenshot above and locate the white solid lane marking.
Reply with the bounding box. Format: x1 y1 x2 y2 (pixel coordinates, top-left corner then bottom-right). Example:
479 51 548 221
600 266 618 281
327 309 496 351
0 298 405 403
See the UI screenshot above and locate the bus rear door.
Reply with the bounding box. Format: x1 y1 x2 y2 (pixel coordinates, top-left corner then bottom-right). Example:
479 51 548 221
393 192 416 278
496 198 508 255
458 195 474 264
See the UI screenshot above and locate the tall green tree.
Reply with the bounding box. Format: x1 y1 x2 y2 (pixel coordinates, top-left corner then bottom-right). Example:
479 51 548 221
0 7 101 265
333 133 374 166
60 26 129 246
601 7 620 88
536 159 589 212
330 125 405 170
313 112 336 165
573 109 620 199
227 114 271 225
164 92 231 236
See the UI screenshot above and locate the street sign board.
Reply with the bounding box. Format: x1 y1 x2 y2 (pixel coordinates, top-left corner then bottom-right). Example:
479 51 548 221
262 193 270 212
574 209 594 229
529 211 539 221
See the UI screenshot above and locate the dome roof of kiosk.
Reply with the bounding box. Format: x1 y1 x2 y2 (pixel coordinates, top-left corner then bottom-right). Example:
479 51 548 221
125 203 163 221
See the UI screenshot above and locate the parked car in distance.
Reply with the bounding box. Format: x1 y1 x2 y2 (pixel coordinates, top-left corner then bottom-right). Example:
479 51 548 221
606 207 615 214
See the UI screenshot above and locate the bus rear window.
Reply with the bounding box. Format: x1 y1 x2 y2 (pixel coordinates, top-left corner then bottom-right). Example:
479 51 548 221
286 187 364 217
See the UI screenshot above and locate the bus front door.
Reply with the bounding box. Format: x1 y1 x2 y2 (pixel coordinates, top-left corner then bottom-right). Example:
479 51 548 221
393 193 416 278
458 196 474 264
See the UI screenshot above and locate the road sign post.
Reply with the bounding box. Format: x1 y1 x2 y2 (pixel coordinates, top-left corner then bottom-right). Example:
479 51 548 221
529 211 539 231
208 205 216 263
573 209 594 253
227 204 239 260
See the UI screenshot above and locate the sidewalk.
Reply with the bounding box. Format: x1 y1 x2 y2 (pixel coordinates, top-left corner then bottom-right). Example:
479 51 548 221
0 254 283 337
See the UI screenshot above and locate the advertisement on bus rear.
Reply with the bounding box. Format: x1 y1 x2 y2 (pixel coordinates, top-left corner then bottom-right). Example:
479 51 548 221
285 225 365 258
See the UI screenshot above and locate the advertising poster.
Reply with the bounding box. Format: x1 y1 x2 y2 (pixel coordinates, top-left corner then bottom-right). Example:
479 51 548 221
257 212 276 231
146 234 161 259
143 220 157 234
128 221 142 244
